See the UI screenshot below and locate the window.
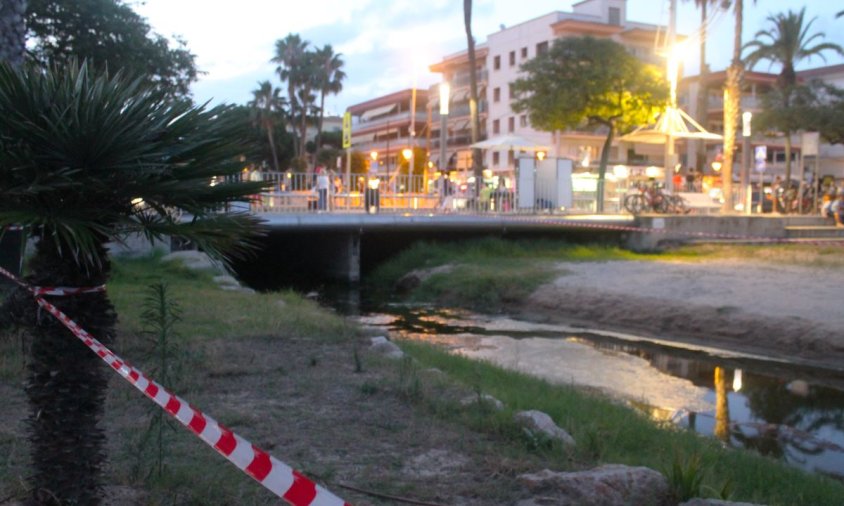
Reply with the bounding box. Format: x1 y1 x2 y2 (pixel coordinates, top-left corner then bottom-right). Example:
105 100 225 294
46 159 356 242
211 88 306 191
492 152 500 165
493 119 500 134
508 150 514 165
509 51 516 66
521 47 528 59
520 115 527 127
508 117 515 133
493 55 501 70
509 84 515 99
609 7 621 26
536 41 549 55
493 87 501 102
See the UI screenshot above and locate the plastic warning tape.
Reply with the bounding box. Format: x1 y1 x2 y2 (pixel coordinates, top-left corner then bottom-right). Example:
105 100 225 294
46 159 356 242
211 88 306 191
507 216 844 246
0 266 350 506
32 285 107 296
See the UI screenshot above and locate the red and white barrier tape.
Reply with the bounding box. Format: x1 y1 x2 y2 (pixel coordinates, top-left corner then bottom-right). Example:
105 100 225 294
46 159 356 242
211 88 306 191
507 216 844 246
0 266 350 506
32 285 107 296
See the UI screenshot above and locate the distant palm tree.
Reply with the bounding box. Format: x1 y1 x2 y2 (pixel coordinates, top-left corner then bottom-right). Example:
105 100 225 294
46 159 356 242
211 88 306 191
0 61 265 504
313 45 345 162
744 7 843 191
463 0 483 196
249 80 286 172
0 0 27 67
272 34 310 160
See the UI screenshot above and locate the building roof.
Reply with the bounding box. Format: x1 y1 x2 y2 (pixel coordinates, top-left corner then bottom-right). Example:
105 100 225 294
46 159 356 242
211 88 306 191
429 45 489 73
797 63 844 79
680 70 779 87
347 88 429 115
551 18 624 37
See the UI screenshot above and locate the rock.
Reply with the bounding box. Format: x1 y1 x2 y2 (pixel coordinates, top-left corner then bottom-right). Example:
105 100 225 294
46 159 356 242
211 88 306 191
394 264 455 293
460 393 504 411
514 410 575 446
785 380 810 397
370 336 404 359
518 465 670 506
680 500 767 506
401 449 469 478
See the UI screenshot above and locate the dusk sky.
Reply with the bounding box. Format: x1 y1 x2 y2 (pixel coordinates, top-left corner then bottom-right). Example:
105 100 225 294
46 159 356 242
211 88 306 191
136 0 844 114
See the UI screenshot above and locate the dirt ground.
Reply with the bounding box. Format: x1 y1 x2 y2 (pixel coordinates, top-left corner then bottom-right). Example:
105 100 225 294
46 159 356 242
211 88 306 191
520 259 844 371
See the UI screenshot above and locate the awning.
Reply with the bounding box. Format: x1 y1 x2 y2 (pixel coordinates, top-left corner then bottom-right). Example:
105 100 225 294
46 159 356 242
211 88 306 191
620 106 723 144
360 104 397 122
374 128 399 138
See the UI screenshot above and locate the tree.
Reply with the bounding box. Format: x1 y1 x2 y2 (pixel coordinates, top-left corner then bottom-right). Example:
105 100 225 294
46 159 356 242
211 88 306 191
721 0 754 213
249 80 286 172
25 0 199 100
272 34 310 160
463 0 483 196
743 7 843 195
313 45 345 162
0 61 265 504
0 0 27 67
512 37 668 212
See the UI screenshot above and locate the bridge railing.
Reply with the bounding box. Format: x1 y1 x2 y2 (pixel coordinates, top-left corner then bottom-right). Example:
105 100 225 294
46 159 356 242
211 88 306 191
246 171 604 215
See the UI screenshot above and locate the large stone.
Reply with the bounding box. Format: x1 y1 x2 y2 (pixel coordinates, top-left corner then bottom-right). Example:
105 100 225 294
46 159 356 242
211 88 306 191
514 410 575 446
518 465 671 506
370 336 404 359
460 393 504 411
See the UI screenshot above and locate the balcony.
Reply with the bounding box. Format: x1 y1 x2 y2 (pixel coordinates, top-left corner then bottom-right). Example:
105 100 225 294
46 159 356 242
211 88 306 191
354 111 428 132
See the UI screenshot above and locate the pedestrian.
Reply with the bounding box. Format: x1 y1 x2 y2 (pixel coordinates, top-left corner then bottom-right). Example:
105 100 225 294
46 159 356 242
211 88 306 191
315 166 330 211
831 188 844 227
685 168 695 192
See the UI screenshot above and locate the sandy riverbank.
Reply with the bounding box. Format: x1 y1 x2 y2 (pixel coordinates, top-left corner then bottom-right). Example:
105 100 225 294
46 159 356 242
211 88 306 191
519 259 844 370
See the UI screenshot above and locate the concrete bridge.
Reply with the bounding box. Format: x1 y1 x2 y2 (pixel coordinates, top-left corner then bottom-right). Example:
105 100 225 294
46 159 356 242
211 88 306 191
229 211 842 289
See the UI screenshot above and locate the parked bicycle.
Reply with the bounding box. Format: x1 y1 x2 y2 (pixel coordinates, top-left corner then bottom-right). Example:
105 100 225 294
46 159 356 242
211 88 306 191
623 184 687 215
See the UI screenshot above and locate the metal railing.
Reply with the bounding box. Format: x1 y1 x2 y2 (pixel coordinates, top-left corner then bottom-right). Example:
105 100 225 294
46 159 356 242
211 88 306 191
246 171 608 215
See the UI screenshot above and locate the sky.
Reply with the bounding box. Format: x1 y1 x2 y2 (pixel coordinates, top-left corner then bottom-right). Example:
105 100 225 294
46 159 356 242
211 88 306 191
134 0 844 115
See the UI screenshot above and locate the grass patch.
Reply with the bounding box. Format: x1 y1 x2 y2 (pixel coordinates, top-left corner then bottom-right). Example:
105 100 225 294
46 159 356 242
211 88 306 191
398 339 844 506
369 238 650 309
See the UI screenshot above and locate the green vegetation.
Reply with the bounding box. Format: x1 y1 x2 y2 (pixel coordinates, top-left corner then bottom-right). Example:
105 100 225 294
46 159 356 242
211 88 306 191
399 340 844 505
370 239 648 308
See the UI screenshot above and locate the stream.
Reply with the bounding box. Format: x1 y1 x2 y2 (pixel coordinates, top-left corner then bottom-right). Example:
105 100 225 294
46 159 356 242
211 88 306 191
325 288 844 481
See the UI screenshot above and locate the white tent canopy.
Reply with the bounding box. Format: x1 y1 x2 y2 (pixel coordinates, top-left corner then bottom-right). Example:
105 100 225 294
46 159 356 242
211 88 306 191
470 134 550 152
619 106 723 144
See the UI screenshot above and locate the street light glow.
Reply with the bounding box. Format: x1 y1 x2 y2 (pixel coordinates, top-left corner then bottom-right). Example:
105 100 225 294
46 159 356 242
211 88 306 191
370 151 378 160
439 82 450 116
402 148 413 160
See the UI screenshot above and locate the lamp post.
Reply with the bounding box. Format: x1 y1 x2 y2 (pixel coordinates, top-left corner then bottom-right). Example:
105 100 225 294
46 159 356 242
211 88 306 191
741 111 752 214
438 82 450 184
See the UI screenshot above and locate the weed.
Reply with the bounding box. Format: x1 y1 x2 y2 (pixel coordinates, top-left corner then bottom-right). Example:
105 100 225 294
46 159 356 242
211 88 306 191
396 357 422 401
665 452 706 502
309 355 319 367
353 346 363 373
360 381 378 396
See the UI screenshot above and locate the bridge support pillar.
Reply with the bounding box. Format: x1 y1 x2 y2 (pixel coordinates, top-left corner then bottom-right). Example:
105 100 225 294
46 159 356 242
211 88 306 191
322 232 361 283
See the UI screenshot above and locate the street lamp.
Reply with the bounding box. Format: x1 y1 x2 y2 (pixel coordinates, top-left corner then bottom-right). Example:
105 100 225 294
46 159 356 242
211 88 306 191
741 111 753 214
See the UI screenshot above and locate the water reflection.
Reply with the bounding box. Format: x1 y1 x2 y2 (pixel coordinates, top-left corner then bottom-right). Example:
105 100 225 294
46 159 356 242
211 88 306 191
357 305 844 480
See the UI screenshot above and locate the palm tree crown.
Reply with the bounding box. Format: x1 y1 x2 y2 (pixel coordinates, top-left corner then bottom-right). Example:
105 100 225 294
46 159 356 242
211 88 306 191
743 7 844 88
272 34 310 160
313 45 345 159
249 80 286 171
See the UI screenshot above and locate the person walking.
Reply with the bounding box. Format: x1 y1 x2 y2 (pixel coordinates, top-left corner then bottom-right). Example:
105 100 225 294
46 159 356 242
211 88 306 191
315 166 330 211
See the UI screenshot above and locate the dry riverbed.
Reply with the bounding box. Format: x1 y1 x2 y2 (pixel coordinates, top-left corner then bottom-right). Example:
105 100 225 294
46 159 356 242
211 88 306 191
521 258 844 371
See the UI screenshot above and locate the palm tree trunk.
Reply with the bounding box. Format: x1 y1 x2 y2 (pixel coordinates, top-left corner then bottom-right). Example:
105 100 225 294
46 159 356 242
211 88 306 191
22 239 115 505
721 0 744 213
596 121 615 214
0 0 27 67
315 91 326 164
464 0 483 197
266 123 280 172
288 84 299 159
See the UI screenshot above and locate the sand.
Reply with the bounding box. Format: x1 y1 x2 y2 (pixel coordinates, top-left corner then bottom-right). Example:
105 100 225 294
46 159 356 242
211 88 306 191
521 259 844 370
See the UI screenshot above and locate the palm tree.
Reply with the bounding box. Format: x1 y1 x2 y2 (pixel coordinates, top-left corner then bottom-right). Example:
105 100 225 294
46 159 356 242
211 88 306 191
249 80 286 172
721 0 755 213
0 0 27 67
743 7 843 193
293 57 319 167
313 45 345 163
0 61 265 504
272 34 309 160
463 0 483 196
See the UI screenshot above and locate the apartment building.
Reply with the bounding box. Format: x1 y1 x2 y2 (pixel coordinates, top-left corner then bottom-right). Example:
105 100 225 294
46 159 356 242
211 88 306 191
680 64 844 180
428 44 489 173
346 88 429 176
429 0 668 183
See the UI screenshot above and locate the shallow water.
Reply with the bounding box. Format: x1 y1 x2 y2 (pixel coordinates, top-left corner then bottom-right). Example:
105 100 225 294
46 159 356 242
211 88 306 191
348 301 844 481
